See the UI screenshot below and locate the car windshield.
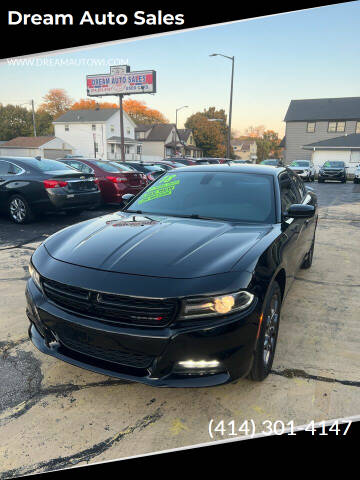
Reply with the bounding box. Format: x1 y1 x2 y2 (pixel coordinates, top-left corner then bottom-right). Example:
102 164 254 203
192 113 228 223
126 171 275 224
22 158 76 173
91 161 122 172
323 161 344 168
113 163 137 172
142 165 166 172
290 161 309 167
261 160 277 165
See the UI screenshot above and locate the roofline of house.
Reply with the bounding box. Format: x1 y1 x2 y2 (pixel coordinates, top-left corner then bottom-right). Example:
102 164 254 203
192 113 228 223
303 145 360 150
53 110 137 128
285 118 360 122
0 142 53 149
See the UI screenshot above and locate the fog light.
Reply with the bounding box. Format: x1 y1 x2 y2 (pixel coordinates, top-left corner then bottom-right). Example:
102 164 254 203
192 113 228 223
174 359 222 376
178 360 220 369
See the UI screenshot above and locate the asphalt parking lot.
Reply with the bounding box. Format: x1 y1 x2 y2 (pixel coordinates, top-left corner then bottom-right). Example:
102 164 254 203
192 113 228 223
0 182 359 477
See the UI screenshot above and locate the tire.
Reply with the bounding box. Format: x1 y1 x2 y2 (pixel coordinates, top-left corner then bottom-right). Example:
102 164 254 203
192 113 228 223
248 281 282 381
8 195 34 224
354 179 359 184
301 237 315 269
318 179 323 183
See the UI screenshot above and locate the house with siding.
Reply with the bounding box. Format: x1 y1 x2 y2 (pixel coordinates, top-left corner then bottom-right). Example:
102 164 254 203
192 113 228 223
53 108 141 161
0 136 74 159
177 129 203 158
231 139 257 162
283 97 360 170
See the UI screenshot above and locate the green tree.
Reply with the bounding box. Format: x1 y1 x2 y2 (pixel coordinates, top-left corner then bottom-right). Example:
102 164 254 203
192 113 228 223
255 130 281 163
185 107 230 157
0 104 33 140
35 111 54 136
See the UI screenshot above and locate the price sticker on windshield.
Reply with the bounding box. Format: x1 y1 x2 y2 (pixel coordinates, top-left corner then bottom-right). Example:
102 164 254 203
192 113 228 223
139 174 180 205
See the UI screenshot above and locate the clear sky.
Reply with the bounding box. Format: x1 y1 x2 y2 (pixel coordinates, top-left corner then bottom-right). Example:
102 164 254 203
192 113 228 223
1 2 359 136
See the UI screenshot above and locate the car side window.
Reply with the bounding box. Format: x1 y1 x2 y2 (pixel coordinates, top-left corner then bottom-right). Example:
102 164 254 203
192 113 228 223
289 172 306 201
77 162 93 174
8 163 22 175
67 161 92 174
0 161 11 175
279 172 299 213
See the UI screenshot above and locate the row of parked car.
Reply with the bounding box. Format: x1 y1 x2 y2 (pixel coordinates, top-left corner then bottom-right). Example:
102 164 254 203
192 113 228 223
260 158 359 183
0 155 235 224
1 154 357 224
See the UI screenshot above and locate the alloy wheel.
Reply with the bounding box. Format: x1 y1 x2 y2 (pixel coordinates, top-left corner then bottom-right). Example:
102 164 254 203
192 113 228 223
10 198 27 223
263 293 280 366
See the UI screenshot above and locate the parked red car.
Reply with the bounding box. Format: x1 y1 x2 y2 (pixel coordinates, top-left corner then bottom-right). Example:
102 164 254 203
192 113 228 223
59 158 147 204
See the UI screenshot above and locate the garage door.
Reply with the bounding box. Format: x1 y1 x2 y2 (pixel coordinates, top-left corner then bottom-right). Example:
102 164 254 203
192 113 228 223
43 149 72 160
312 150 349 171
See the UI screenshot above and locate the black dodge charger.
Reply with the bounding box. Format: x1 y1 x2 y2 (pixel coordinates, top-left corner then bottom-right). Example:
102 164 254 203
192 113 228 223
0 156 101 223
26 165 318 387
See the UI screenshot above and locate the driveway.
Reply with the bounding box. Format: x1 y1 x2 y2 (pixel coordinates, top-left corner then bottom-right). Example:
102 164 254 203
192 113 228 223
0 183 359 477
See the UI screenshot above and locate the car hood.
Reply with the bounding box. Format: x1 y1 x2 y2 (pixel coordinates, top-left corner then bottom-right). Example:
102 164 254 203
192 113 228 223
321 167 344 170
44 213 273 279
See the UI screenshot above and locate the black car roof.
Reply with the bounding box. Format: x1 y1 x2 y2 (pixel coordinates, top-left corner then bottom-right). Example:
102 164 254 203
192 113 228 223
174 164 286 176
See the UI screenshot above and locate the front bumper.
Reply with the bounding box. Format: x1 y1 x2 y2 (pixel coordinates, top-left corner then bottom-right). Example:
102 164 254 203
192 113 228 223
26 275 259 388
318 171 346 181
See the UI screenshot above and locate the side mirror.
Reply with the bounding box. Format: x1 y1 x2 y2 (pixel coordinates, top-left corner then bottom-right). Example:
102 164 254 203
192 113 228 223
285 204 315 219
122 193 135 205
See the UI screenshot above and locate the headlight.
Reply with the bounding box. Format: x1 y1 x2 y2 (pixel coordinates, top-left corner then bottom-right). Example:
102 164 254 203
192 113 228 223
29 261 42 291
181 291 255 319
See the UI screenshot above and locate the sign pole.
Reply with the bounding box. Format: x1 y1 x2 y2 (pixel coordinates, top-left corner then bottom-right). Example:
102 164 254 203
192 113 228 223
119 94 125 163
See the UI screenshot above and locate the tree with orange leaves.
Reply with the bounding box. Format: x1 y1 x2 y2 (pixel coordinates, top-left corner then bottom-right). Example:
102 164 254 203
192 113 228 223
38 89 73 119
122 99 168 125
71 99 118 110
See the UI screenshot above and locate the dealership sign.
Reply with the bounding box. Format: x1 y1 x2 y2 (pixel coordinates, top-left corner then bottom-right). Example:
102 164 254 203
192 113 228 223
87 68 156 96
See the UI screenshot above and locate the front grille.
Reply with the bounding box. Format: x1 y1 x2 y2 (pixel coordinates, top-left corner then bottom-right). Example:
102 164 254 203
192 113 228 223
58 332 153 368
42 278 178 327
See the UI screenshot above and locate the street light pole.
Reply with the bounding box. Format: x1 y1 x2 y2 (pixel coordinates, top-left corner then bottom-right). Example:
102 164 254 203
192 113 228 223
175 105 188 155
209 54 235 159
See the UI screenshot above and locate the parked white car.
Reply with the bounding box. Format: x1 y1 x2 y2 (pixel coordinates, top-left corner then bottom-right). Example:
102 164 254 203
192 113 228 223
288 160 316 182
354 165 360 184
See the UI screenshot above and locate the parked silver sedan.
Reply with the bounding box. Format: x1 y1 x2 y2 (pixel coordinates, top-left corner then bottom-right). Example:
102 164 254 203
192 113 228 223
354 165 360 184
288 160 316 182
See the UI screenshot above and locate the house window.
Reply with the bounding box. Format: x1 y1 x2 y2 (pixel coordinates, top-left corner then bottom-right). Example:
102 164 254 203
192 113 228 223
125 145 130 154
94 142 99 153
306 122 316 133
136 131 145 139
137 145 142 155
328 121 346 133
65 125 69 132
111 144 115 154
92 124 96 131
126 128 131 136
110 125 115 133
356 122 360 134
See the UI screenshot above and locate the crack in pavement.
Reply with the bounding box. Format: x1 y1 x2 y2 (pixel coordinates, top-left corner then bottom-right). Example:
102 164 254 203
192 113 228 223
0 234 47 252
0 407 163 479
294 276 360 288
271 368 360 388
0 377 133 425
0 338 30 359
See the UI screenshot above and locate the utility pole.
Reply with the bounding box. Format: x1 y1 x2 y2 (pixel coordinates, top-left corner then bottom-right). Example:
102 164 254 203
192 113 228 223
209 54 235 159
119 94 125 163
228 58 234 159
31 100 37 137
